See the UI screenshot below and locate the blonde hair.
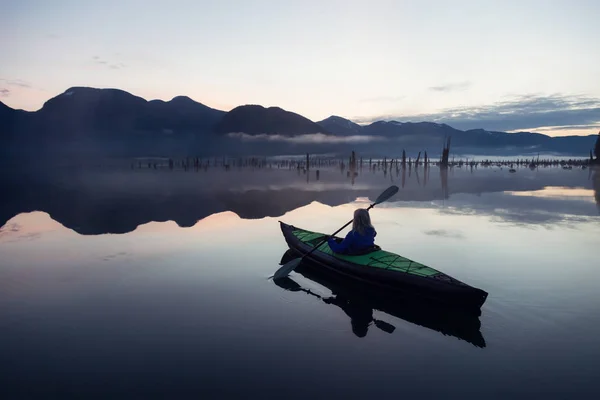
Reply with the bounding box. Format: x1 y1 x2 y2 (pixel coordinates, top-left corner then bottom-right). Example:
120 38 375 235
352 208 373 235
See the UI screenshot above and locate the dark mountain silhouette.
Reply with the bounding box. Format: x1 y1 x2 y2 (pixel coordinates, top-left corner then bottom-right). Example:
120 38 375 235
36 87 148 135
215 104 326 136
0 101 16 134
0 101 28 131
317 116 363 136
315 118 463 140
362 121 463 149
2 87 228 158
138 95 226 133
5 87 225 138
363 121 459 138
1 86 598 157
0 101 31 147
328 119 595 155
0 100 13 117
313 118 596 155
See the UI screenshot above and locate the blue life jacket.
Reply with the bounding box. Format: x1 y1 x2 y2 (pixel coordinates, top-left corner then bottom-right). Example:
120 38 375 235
327 227 377 255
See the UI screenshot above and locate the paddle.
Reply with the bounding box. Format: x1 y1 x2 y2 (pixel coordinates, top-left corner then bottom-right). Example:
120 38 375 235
273 185 399 280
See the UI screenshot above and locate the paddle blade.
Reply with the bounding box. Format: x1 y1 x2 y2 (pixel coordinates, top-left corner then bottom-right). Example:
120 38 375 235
274 276 302 292
374 185 399 205
373 319 396 334
273 258 301 280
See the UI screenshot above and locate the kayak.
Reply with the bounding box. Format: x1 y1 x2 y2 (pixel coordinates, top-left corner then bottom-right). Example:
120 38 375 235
279 221 488 311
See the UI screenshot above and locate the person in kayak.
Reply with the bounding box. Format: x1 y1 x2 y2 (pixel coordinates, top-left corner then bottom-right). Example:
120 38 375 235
327 208 377 255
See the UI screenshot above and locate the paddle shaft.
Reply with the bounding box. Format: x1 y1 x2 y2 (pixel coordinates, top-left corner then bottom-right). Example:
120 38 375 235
299 203 375 262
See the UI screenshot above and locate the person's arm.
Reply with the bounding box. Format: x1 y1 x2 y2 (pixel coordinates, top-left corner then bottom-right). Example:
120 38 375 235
328 231 354 253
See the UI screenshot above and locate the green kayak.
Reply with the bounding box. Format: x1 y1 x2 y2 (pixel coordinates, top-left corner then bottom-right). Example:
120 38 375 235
280 221 488 311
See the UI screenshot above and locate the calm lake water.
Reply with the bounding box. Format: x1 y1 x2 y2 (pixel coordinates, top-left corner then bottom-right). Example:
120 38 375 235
1 163 599 399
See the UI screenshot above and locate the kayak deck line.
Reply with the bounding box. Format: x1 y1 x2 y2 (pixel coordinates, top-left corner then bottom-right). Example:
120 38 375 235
291 226 458 280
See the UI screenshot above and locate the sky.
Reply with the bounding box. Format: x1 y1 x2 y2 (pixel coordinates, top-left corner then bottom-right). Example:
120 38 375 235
1 0 599 136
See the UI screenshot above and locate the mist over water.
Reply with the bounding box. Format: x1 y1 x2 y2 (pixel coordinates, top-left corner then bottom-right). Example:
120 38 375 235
1 159 599 399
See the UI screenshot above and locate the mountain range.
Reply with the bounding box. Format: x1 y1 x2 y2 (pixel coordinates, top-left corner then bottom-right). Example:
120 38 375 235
1 86 598 158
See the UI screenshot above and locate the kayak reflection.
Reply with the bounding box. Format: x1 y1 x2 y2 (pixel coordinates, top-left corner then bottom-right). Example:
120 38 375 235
276 249 486 348
275 275 395 337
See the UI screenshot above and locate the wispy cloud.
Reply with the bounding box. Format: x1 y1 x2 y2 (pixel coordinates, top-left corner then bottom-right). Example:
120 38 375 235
0 88 10 97
227 132 386 144
429 81 471 92
355 93 600 133
423 229 465 239
92 56 127 70
509 124 600 135
0 79 31 88
522 124 600 132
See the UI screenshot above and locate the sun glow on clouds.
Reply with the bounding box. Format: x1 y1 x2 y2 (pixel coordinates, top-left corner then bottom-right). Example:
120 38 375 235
506 186 596 202
507 125 600 137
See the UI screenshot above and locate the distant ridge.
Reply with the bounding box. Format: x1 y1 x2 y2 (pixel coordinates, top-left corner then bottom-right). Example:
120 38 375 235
1 86 598 157
216 104 327 136
316 116 363 136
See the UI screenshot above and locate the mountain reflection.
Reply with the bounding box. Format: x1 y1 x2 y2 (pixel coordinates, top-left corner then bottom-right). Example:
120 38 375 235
593 167 600 212
1 164 598 235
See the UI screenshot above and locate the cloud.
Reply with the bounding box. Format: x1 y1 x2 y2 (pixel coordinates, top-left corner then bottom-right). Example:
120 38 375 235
355 93 600 132
92 56 126 70
227 132 387 144
521 124 600 132
109 63 126 70
423 229 465 239
0 79 31 88
92 56 108 65
0 88 9 97
8 80 31 88
429 81 471 92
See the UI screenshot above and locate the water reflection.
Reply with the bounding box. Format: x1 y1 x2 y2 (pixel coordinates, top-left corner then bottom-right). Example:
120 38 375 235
2 156 600 399
593 167 600 212
1 164 598 235
274 276 394 337
441 167 449 199
275 249 486 348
